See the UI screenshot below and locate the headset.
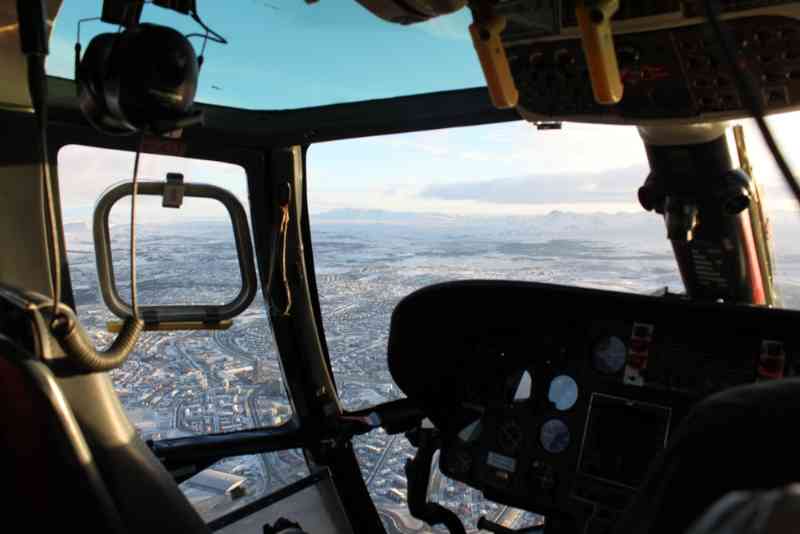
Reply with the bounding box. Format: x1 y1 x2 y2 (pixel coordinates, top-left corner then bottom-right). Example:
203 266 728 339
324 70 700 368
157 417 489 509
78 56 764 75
77 23 204 136
20 3 217 371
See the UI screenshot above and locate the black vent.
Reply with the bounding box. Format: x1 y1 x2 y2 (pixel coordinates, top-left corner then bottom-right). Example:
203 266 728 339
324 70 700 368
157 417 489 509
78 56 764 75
562 0 683 27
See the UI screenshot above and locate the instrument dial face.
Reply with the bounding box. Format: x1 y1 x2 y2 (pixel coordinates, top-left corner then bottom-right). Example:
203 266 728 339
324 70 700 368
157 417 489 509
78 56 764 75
548 375 579 411
593 336 627 374
540 418 570 454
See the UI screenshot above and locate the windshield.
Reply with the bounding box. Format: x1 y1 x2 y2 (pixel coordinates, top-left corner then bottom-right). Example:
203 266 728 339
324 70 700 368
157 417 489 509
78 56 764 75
49 1 484 110
307 115 800 412
306 114 800 531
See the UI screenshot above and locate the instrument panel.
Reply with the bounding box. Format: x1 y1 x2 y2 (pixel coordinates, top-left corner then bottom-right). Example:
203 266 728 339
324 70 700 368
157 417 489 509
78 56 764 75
500 8 800 123
387 281 799 533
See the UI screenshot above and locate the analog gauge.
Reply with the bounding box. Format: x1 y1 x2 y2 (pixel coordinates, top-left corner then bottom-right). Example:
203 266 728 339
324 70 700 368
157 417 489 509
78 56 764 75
548 375 579 411
540 419 570 454
593 336 627 375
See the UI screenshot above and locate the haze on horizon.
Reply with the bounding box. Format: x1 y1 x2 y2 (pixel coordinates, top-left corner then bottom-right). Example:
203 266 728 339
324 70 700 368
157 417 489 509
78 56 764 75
59 112 800 227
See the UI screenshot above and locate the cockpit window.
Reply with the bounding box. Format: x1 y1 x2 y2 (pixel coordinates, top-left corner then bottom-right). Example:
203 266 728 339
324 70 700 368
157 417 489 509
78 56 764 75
306 115 800 531
308 120 675 404
49 1 484 110
57 145 308 523
307 120 674 530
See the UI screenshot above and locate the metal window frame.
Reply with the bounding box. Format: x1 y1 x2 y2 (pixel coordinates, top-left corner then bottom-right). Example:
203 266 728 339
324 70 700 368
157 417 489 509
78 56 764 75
93 180 258 324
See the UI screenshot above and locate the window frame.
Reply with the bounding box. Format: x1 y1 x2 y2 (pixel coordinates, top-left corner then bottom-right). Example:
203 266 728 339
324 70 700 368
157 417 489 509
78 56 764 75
38 77 526 534
48 126 343 525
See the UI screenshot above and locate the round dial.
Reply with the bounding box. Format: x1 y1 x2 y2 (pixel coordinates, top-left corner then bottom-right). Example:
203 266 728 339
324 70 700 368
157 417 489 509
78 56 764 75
548 375 579 411
593 336 627 374
540 419 570 454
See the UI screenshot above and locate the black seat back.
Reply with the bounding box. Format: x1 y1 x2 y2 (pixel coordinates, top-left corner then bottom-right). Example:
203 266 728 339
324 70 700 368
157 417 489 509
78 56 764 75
0 284 210 533
0 337 125 533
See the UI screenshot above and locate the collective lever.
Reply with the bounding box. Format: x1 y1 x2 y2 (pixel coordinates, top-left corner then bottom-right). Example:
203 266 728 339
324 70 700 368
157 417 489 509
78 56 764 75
405 425 466 534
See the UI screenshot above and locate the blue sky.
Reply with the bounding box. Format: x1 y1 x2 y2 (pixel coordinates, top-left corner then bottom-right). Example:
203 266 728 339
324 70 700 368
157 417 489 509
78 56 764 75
49 1 484 109
51 2 800 219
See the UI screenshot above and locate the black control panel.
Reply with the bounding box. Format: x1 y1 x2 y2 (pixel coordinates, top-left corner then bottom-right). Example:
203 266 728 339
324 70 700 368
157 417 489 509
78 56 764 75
388 281 800 533
682 1 799 18
505 16 800 121
560 0 682 28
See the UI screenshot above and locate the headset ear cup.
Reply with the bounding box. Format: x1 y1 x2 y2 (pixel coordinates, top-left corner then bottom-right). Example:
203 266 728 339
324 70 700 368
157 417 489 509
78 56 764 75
77 24 203 136
77 33 135 135
114 24 200 133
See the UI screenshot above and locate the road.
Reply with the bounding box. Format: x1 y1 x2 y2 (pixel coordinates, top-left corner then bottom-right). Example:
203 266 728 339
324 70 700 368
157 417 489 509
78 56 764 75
212 329 258 362
246 385 276 489
365 434 398 487
346 338 386 359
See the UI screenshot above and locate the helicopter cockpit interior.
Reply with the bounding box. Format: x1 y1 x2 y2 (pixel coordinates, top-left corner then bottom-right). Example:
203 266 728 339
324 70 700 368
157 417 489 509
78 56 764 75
4 1 800 533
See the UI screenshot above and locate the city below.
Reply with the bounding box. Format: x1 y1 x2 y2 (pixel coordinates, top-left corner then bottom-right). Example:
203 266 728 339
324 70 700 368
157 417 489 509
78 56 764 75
64 209 800 533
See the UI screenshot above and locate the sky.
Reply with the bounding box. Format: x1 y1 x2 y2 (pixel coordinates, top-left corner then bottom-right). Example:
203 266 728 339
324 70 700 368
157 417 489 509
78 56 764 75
307 114 800 216
50 2 800 222
48 0 483 109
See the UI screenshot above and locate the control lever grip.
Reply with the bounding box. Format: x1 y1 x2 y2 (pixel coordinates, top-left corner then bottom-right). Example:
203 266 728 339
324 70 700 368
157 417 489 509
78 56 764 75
405 427 466 534
342 398 424 436
469 11 519 109
576 0 624 105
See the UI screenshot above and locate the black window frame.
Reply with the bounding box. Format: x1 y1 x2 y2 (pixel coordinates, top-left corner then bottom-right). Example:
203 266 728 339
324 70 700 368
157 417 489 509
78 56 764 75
36 76 521 534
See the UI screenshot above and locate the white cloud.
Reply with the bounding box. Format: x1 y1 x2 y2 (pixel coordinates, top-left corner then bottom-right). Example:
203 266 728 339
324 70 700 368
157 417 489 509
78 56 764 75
422 165 645 205
57 145 248 224
308 114 800 215
307 185 640 217
56 113 800 221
